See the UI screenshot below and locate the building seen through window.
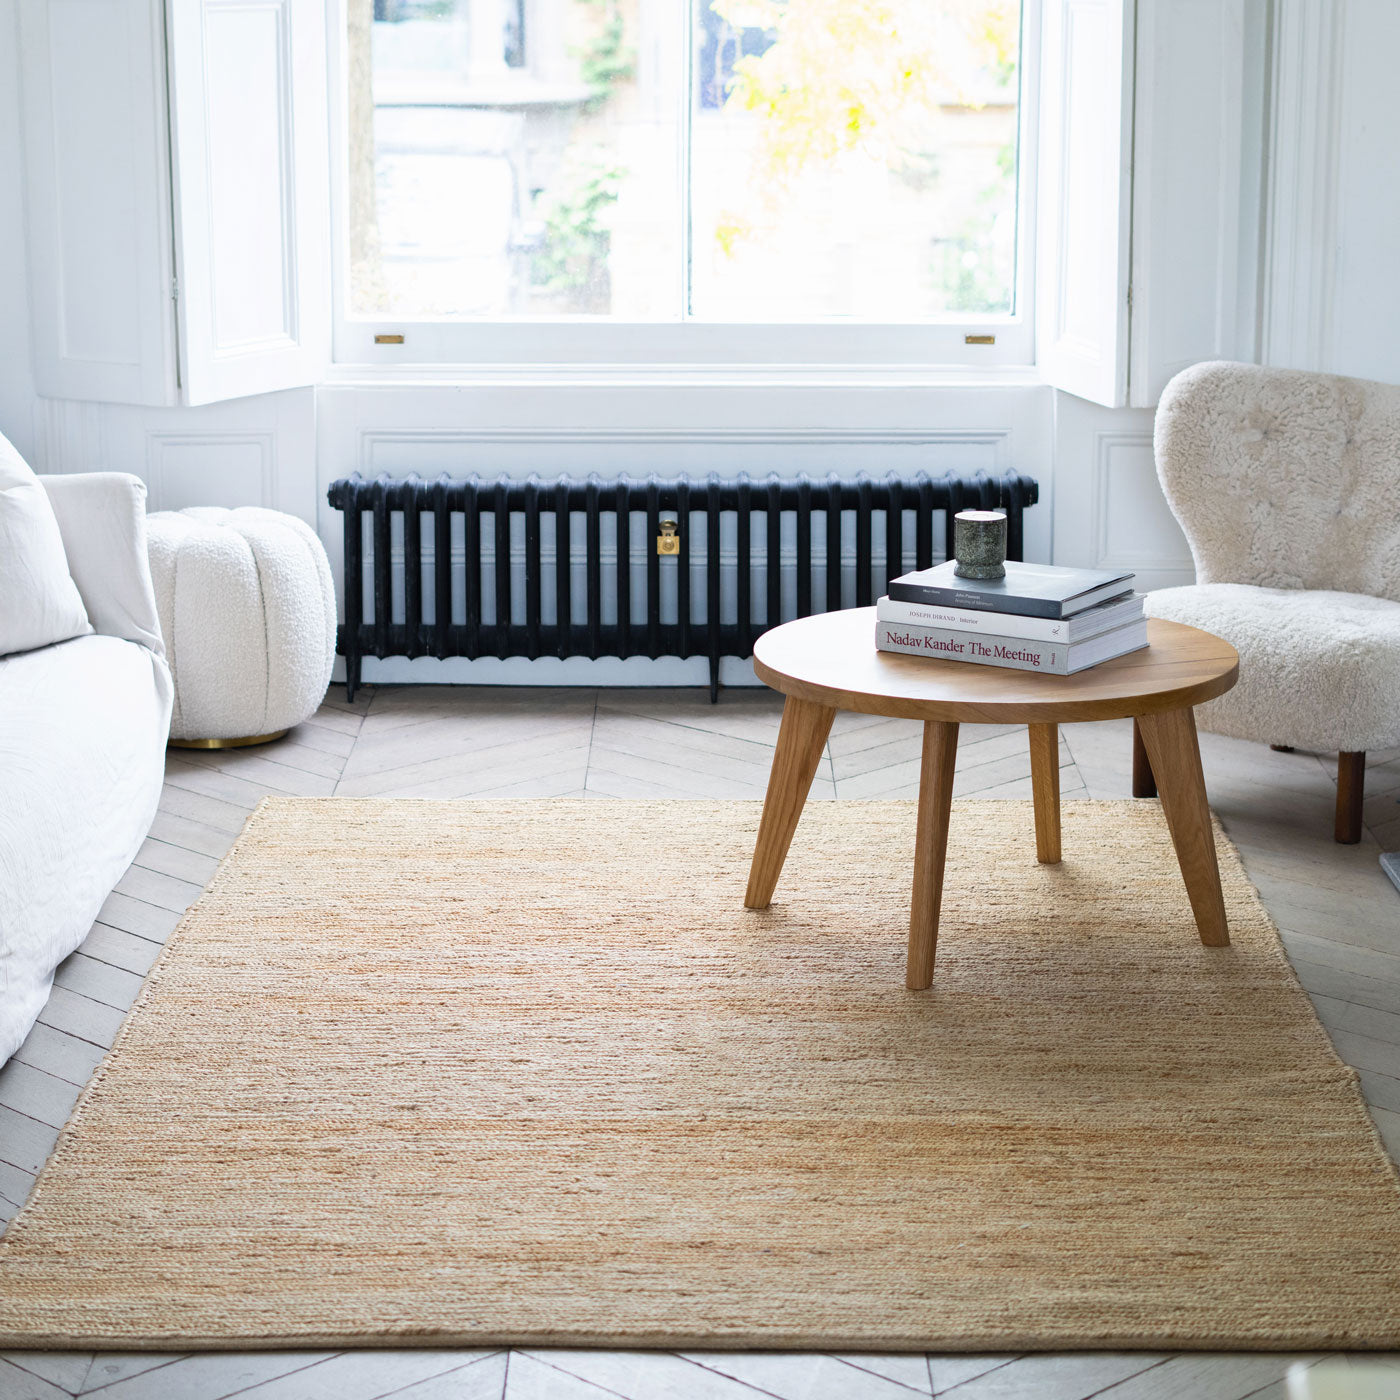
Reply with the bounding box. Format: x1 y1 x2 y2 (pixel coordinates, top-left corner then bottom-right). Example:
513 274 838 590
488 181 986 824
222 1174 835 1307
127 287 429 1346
347 0 1023 322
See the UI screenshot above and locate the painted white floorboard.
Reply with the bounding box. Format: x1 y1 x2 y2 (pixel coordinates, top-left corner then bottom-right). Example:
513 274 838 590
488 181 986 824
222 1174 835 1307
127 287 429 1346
925 1357 1019 1394
0 1357 70 1400
932 1354 1165 1399
0 1061 81 1130
10 1026 105 1088
225 1350 502 1400
0 1355 91 1394
520 1349 782 1400
680 1350 931 1398
75 1355 187 1393
79 1351 337 1400
502 1351 615 1399
832 1352 943 1393
386 1353 509 1400
3 685 1399 1400
1090 1353 1315 1400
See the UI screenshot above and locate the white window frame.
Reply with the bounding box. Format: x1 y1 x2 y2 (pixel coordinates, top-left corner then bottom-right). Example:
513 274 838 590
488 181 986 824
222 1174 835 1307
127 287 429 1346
325 0 1042 372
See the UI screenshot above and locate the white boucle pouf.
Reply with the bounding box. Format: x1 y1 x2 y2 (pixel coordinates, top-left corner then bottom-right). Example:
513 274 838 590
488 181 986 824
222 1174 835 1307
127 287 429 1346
146 508 336 744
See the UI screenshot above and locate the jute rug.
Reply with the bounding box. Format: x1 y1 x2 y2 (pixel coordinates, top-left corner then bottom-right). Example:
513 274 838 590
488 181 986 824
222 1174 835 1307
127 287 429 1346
2 798 1398 1352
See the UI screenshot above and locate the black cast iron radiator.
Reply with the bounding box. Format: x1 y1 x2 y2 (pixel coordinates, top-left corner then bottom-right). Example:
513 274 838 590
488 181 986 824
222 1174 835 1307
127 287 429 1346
327 470 1040 702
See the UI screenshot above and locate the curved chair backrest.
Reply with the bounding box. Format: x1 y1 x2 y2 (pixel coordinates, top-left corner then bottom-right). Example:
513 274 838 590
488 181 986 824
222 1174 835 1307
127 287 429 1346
1155 361 1400 600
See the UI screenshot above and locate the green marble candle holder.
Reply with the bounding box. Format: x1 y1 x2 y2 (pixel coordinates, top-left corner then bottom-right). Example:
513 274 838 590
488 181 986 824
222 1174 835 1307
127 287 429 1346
953 509 1008 579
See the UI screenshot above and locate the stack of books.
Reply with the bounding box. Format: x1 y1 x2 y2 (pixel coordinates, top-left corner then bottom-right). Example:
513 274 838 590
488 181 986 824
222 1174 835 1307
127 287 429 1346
875 561 1147 675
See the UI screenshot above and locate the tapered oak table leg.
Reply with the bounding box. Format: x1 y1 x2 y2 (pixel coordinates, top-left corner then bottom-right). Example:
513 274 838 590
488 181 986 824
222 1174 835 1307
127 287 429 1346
1132 717 1157 798
907 720 960 989
1028 722 1061 864
1136 706 1229 947
744 696 837 908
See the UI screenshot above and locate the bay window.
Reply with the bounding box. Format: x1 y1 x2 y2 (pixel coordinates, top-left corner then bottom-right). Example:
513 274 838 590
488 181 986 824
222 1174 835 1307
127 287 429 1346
18 0 1252 409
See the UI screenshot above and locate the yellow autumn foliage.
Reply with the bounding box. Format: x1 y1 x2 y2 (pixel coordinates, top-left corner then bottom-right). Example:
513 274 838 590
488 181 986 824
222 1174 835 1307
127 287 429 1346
712 0 1017 186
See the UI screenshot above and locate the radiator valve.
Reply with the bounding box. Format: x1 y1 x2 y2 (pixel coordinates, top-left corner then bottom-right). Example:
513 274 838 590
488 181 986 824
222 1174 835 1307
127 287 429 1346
657 520 680 556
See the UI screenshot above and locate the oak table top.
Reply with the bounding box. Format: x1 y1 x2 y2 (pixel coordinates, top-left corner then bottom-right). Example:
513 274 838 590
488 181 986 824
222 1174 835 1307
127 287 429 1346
752 608 1239 724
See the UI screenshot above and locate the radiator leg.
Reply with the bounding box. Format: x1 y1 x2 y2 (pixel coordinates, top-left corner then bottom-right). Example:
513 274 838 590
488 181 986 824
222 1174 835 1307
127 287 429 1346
345 651 361 705
709 657 720 704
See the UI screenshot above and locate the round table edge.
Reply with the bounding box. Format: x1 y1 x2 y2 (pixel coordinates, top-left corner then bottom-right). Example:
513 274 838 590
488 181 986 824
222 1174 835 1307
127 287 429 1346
752 631 1239 724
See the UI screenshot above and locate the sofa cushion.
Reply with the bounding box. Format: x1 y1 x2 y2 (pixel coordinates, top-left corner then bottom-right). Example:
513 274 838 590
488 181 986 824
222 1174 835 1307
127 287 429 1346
1145 583 1400 753
0 634 172 1063
0 434 91 656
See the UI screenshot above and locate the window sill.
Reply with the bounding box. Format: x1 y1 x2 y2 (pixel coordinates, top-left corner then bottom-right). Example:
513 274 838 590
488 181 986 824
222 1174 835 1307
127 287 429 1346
319 362 1048 391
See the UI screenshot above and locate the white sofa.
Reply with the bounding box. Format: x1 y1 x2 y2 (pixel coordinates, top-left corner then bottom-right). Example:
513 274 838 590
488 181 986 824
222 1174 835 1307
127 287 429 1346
0 472 173 1062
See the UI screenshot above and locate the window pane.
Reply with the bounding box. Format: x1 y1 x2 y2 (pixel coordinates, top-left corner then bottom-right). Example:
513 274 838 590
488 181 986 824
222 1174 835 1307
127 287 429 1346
689 0 1022 320
346 0 1022 321
349 0 683 317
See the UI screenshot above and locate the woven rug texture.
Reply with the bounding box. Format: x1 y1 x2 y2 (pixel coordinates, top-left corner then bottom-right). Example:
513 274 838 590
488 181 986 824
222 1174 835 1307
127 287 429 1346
1 797 1398 1351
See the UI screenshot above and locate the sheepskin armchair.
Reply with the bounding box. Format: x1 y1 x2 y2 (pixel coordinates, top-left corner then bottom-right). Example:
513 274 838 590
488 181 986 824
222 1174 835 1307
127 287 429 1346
1142 361 1400 842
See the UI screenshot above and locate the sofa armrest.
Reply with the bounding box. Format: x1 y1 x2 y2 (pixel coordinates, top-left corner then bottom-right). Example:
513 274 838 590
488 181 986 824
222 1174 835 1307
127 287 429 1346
38 474 165 658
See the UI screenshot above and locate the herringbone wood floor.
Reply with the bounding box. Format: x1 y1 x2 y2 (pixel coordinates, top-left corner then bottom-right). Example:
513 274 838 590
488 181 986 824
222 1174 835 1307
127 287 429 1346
3 683 1400 1400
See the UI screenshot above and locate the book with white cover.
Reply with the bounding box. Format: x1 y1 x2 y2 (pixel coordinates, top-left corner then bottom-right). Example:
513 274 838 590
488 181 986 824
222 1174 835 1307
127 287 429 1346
875 617 1150 675
876 592 1144 644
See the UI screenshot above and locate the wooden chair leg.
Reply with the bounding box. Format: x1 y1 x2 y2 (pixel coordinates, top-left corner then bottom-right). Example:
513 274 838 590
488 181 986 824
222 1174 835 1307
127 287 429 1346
1028 722 1061 863
1336 751 1366 844
1132 717 1157 798
744 696 836 908
907 721 959 990
1136 706 1229 947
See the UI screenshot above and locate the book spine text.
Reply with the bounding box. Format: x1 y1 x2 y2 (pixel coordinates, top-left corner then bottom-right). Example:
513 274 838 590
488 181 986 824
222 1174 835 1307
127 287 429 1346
875 624 1069 674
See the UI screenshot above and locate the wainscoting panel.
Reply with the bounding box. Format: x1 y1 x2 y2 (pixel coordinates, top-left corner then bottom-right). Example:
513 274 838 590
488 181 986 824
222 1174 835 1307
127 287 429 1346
1092 432 1192 580
146 433 274 511
1051 391 1193 595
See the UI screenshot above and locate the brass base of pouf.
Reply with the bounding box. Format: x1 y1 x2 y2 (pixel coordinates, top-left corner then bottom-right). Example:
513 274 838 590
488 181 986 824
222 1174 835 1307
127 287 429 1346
168 730 289 750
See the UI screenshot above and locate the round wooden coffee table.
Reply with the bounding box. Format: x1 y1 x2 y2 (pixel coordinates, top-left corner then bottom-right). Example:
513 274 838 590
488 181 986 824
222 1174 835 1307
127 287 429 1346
745 607 1240 988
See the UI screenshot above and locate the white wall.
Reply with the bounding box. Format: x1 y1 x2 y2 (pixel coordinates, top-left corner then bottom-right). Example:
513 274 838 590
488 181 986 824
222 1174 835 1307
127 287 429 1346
1261 0 1400 383
1312 0 1400 383
0 0 38 464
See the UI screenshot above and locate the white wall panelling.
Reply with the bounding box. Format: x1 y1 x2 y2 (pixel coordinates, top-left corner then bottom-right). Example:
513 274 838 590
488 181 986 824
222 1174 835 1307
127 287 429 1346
0 0 39 459
147 434 276 511
30 399 110 474
1261 0 1342 373
1090 433 1192 583
1050 391 1191 593
168 0 332 403
1260 0 1400 384
1127 0 1264 407
33 389 319 518
1322 0 1400 383
17 0 176 404
1034 0 1134 407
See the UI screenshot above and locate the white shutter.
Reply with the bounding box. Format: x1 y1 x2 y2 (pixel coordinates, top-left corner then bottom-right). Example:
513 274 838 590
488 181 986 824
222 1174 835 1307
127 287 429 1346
167 0 331 405
18 0 177 405
1128 0 1255 406
1035 0 1135 407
